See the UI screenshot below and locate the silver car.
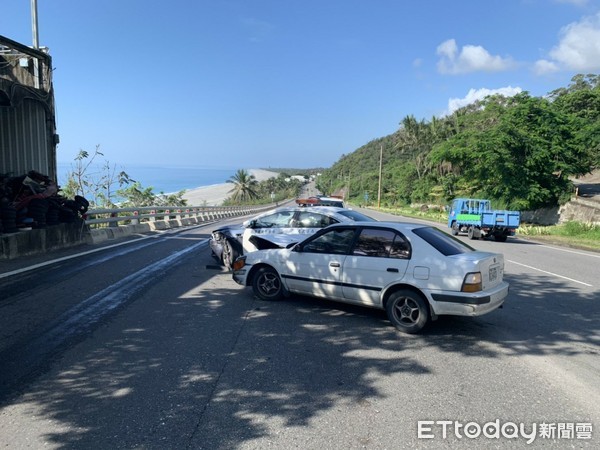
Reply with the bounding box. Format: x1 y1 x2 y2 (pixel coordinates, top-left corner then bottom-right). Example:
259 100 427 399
209 206 374 269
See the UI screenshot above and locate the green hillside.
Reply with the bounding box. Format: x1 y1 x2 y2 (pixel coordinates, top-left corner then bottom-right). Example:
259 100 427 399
317 74 600 210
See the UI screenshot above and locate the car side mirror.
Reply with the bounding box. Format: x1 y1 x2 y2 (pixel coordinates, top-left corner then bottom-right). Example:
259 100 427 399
245 219 257 229
290 243 302 251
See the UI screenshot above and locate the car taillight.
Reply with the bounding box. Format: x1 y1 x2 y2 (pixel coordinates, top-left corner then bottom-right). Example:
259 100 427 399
232 256 246 271
461 272 482 292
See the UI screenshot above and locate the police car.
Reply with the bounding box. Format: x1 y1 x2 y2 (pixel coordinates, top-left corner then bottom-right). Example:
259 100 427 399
209 206 374 269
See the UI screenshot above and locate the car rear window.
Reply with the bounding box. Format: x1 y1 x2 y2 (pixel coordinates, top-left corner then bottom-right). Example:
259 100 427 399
412 227 475 256
336 210 374 222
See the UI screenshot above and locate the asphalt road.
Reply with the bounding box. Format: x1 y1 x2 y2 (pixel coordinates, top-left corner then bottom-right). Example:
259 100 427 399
0 209 598 449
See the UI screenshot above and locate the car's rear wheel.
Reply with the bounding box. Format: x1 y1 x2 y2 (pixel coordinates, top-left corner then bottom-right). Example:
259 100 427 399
252 267 284 301
386 290 429 334
222 240 239 270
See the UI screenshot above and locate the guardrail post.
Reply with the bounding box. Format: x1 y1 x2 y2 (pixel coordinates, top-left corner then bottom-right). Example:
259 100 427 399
132 210 139 225
110 212 118 227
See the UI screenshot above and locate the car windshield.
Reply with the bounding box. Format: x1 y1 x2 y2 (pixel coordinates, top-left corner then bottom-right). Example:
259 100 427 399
253 210 295 228
336 210 375 222
412 226 475 256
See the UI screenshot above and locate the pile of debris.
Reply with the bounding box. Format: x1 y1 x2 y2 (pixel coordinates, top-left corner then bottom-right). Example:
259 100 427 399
0 170 89 234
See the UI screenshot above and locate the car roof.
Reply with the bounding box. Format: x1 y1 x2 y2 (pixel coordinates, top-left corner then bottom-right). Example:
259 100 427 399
257 205 352 216
325 221 424 231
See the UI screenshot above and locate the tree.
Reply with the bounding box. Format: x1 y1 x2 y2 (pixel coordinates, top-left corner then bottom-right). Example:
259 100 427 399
429 93 590 209
550 74 600 168
63 146 187 208
62 145 133 208
226 169 259 203
115 183 187 208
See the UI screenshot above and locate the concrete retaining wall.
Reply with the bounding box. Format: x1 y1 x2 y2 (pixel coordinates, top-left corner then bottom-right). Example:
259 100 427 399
1 203 280 260
1 222 89 260
1 216 219 260
558 198 600 225
522 197 600 226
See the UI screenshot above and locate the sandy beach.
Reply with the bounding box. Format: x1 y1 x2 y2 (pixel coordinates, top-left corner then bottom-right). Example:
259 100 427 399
181 169 279 206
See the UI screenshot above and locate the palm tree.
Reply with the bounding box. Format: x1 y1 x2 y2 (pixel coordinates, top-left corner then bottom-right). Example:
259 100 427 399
227 169 259 203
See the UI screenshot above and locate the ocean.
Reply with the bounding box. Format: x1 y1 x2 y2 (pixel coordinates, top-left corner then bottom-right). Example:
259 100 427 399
57 163 240 194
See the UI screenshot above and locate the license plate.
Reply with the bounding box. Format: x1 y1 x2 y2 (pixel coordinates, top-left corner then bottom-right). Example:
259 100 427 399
489 266 498 282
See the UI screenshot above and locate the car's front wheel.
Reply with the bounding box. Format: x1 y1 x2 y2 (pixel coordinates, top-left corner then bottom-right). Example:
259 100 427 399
252 267 284 301
222 240 239 270
385 290 429 334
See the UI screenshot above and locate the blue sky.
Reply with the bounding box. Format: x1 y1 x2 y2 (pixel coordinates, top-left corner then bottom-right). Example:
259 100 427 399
3 0 600 170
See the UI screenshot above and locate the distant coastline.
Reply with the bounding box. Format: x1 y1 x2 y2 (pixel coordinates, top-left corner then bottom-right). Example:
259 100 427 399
57 163 240 195
182 169 279 206
55 164 279 206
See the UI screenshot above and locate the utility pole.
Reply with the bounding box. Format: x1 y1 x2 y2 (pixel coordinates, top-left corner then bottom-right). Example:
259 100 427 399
31 0 39 49
377 144 383 209
347 171 350 201
31 0 40 89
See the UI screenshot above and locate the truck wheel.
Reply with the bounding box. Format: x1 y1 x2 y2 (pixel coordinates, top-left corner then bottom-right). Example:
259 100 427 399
468 227 477 240
451 222 459 236
494 234 508 242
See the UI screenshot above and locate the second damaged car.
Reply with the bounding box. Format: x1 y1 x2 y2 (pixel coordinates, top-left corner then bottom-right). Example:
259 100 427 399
210 206 374 269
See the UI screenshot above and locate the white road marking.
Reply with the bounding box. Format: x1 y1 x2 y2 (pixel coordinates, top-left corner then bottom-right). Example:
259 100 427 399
0 233 159 280
507 259 593 287
536 244 600 259
0 223 213 280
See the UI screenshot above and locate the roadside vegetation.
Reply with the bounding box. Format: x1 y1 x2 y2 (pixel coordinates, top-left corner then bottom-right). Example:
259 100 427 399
317 74 599 212
62 146 187 208
517 222 600 252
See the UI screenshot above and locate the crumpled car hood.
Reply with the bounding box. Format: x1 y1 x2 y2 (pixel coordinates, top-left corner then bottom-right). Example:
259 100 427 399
248 233 303 250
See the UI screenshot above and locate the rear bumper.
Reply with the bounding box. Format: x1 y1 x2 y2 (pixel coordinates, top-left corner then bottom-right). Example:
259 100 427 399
427 281 509 317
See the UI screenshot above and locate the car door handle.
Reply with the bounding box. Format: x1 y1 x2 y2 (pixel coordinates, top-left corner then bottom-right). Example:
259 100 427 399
386 268 399 273
330 262 341 268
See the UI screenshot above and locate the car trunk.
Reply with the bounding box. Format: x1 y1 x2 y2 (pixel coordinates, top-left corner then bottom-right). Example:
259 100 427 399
450 252 504 290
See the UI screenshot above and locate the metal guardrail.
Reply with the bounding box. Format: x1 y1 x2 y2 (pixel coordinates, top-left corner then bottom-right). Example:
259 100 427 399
85 204 277 228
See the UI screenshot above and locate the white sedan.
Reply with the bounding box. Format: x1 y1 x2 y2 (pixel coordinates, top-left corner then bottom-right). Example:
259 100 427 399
232 222 508 333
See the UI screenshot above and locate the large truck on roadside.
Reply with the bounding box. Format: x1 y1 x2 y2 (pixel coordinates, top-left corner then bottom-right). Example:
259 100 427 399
448 198 520 242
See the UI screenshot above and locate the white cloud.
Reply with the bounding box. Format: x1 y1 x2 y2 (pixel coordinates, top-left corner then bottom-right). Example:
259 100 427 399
436 39 515 74
534 12 600 73
555 0 588 6
533 59 560 75
446 86 523 115
412 58 423 68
